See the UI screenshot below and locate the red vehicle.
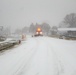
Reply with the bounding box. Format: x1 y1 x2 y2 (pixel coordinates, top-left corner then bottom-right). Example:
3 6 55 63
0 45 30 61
34 27 43 36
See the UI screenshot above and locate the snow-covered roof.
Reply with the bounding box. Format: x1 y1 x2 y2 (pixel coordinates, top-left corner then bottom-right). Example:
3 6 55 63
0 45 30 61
58 28 76 31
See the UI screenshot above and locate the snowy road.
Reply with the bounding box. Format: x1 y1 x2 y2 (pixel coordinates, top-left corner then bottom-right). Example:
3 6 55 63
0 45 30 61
0 37 76 75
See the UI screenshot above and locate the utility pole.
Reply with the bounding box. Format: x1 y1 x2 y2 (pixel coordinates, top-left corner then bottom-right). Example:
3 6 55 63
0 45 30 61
0 26 3 31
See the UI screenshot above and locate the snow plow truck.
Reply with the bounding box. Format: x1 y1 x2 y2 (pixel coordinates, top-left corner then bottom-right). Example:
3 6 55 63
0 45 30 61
34 27 43 36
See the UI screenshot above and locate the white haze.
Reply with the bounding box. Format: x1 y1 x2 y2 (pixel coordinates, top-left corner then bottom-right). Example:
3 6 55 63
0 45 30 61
0 0 76 31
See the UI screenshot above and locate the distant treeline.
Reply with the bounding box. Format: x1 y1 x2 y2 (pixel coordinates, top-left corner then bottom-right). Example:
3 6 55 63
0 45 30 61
15 13 76 35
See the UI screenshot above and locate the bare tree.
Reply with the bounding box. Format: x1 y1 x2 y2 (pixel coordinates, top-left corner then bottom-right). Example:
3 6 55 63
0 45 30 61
41 23 51 35
29 23 35 33
63 13 76 28
51 26 58 35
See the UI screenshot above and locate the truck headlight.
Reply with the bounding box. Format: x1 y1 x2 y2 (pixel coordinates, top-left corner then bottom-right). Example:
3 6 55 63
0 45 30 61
36 32 38 34
40 32 42 34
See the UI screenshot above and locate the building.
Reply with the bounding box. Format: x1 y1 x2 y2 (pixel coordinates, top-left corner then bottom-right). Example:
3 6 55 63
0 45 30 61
58 28 76 39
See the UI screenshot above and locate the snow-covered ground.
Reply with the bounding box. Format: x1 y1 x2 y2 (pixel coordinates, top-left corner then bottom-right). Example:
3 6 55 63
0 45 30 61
0 37 76 75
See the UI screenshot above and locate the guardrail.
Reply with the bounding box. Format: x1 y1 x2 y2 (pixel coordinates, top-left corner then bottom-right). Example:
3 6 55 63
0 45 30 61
0 40 20 51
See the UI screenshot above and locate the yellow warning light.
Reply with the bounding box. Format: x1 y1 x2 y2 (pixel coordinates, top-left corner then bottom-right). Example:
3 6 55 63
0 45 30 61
37 28 41 31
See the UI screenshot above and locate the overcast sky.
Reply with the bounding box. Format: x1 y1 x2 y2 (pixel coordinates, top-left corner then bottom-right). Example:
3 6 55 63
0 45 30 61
0 0 76 31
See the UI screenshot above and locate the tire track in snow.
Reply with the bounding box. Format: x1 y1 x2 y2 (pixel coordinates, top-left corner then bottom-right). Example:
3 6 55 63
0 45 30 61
19 38 49 75
39 37 64 75
12 39 40 75
20 37 64 75
8 37 64 75
2 38 39 75
47 40 64 75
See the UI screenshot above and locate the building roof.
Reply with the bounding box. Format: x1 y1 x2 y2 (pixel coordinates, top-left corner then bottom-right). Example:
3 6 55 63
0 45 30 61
58 28 76 31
